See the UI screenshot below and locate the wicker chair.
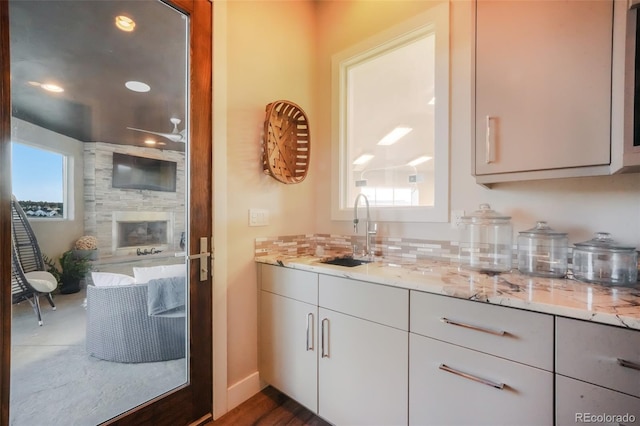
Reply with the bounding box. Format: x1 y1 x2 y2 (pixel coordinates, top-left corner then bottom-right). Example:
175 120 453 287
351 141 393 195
10 196 57 326
86 283 186 363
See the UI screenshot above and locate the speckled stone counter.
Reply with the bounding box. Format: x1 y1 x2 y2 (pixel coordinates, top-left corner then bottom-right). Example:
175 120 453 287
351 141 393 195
256 253 640 331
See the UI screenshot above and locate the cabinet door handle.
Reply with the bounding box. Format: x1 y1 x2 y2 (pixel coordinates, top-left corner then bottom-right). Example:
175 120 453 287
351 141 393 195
617 358 640 371
439 363 505 390
440 317 506 336
485 115 496 164
321 318 329 358
306 313 314 351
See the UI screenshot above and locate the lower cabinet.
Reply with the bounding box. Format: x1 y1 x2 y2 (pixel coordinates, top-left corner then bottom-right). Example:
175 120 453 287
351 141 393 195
409 333 553 426
556 375 640 426
318 307 408 426
258 264 640 426
259 290 318 412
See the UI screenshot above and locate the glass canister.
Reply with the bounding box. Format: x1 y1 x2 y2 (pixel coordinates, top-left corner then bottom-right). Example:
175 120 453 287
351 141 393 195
517 221 568 278
572 232 638 286
459 203 513 272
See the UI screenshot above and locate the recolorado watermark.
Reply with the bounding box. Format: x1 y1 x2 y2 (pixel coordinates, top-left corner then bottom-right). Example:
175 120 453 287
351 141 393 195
575 412 636 423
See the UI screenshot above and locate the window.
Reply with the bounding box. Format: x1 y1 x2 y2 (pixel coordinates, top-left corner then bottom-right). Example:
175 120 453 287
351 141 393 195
331 2 450 223
11 142 68 219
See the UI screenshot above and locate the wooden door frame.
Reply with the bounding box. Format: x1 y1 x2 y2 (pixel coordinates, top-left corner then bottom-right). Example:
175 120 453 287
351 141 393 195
0 0 213 424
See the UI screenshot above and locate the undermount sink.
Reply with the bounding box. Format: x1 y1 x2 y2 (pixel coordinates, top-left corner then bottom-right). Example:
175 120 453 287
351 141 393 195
321 257 373 267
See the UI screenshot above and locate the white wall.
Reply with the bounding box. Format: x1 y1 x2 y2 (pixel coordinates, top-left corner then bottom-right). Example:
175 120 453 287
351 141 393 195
10 118 85 260
315 0 640 248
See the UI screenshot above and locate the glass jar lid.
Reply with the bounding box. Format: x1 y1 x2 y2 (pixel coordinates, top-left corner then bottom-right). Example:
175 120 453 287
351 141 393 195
573 232 637 253
461 203 511 224
518 221 567 239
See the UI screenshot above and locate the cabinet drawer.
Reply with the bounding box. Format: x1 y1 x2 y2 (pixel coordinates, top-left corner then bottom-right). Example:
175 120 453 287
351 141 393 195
409 333 553 426
556 375 640 426
410 290 553 370
260 264 318 305
556 317 640 398
319 275 408 330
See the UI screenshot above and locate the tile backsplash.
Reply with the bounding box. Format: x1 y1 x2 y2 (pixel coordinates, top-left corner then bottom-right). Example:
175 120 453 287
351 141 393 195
255 234 460 263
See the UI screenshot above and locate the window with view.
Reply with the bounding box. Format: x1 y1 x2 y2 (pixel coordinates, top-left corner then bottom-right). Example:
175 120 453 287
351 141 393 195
11 142 66 219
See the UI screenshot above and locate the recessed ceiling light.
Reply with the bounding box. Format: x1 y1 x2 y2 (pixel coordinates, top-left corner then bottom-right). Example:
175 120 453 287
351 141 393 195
352 153 375 165
125 81 150 93
115 15 135 32
377 127 413 146
40 83 64 93
407 156 433 167
144 139 156 145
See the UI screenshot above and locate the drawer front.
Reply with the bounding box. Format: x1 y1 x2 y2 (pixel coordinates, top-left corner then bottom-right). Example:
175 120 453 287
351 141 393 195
410 290 553 371
556 317 640 398
410 333 553 426
260 264 318 305
319 274 408 330
556 375 640 426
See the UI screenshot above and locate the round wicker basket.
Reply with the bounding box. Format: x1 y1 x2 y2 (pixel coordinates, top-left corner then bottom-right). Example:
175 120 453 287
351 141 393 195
262 100 310 184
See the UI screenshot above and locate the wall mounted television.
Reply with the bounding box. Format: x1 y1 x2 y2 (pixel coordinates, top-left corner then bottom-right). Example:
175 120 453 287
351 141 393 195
112 152 177 192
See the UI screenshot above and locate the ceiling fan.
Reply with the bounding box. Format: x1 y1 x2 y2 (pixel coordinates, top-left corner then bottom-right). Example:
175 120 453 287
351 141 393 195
127 117 186 143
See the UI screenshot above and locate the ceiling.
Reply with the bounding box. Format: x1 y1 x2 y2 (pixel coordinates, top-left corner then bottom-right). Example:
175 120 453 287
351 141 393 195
9 0 187 151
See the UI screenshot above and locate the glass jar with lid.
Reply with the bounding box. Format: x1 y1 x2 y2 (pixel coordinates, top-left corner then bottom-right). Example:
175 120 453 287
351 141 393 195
572 232 638 286
517 221 568 278
459 203 512 272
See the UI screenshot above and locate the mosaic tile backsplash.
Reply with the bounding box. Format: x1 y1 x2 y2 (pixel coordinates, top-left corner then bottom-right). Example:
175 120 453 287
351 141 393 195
254 234 461 264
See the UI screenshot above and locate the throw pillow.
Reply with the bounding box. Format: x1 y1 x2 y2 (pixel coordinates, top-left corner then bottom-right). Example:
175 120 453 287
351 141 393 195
91 272 135 287
133 263 186 284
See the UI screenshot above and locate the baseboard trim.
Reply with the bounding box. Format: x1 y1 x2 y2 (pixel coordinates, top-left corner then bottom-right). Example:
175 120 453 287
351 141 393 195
226 371 263 411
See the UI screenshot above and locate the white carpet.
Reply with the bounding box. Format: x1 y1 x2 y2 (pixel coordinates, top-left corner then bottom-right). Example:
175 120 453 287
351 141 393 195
10 290 187 426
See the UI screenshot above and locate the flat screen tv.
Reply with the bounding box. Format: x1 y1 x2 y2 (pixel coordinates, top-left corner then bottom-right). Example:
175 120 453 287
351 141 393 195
112 153 177 192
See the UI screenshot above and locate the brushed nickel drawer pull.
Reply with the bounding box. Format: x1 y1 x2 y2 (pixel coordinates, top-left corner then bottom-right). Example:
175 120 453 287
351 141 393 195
321 318 329 358
440 317 506 336
439 363 505 390
306 313 314 351
617 358 640 371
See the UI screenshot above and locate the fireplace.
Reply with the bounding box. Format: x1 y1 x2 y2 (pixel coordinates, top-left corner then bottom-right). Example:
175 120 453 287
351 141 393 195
112 211 174 256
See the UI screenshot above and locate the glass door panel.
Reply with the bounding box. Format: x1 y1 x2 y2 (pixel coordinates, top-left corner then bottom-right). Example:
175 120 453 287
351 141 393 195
7 1 201 424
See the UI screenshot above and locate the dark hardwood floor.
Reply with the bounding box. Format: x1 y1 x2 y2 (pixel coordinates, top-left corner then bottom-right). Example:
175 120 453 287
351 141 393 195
209 386 330 426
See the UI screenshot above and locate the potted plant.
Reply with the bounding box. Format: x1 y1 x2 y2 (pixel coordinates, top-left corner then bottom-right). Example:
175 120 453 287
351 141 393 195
57 250 92 294
72 235 98 260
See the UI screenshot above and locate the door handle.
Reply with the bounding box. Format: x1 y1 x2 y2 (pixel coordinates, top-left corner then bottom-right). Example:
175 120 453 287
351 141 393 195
185 237 211 281
485 115 496 164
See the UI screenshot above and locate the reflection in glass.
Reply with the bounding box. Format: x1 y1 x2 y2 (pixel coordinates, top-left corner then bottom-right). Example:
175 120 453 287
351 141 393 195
9 1 189 424
347 33 436 208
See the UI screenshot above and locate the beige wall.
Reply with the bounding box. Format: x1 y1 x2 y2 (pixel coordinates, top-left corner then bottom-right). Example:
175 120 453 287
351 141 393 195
223 0 317 388
315 0 640 246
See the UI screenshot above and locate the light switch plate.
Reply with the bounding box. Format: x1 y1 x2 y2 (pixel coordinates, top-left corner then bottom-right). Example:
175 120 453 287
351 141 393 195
249 208 269 226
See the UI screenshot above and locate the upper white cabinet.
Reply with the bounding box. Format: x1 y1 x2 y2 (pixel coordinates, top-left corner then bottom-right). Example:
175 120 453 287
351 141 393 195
473 0 640 185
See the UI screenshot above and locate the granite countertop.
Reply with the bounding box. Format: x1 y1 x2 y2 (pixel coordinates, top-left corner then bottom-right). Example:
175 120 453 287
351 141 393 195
256 253 640 331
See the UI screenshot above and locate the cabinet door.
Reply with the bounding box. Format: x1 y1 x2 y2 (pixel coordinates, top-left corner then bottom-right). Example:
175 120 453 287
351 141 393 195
409 333 552 426
318 308 408 426
475 0 613 175
259 291 318 412
556 375 640 426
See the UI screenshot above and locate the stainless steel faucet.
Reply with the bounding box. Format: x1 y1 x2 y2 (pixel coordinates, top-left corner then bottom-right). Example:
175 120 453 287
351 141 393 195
353 193 376 258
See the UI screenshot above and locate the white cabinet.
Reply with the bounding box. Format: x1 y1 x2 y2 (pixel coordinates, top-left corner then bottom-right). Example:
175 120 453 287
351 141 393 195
555 317 640 425
473 0 633 185
259 264 318 411
556 376 640 426
410 334 553 426
318 275 409 426
409 291 554 425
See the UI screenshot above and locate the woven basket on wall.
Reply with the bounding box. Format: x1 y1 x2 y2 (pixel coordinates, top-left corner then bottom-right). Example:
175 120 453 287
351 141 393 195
262 100 310 184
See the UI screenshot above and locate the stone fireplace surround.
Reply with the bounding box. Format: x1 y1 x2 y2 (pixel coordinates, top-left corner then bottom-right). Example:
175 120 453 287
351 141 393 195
83 142 186 259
